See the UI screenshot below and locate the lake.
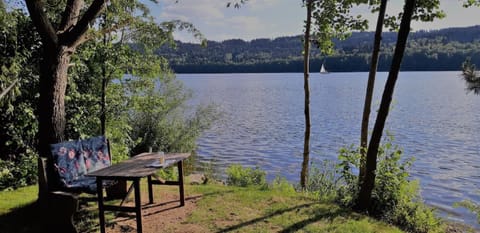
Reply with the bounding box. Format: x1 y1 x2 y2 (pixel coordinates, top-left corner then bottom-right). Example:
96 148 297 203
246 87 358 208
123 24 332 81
178 72 480 228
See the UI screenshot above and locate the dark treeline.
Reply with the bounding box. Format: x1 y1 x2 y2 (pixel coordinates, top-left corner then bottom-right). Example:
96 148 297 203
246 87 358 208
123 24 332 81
156 25 480 73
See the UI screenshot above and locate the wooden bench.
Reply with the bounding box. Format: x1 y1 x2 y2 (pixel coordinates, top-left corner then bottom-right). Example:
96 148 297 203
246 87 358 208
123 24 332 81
38 136 120 233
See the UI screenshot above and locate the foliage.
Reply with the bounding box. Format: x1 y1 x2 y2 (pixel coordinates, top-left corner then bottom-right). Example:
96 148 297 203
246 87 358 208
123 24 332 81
383 0 445 31
454 194 480 224
199 159 221 183
303 160 339 200
65 0 215 161
0 6 40 189
226 164 266 187
462 0 480 7
307 0 369 55
336 136 443 233
0 1 214 190
270 176 296 194
0 154 37 191
460 57 480 94
128 73 220 154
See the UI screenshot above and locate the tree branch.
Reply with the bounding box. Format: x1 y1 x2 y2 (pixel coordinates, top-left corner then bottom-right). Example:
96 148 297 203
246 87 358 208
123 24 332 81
64 0 106 47
59 0 83 32
0 78 19 100
25 0 57 45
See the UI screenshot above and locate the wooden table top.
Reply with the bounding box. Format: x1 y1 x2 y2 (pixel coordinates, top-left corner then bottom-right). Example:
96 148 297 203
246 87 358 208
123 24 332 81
86 153 190 179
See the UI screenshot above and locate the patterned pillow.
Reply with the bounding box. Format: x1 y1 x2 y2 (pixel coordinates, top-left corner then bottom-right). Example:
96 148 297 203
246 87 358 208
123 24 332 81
50 140 87 189
80 136 111 173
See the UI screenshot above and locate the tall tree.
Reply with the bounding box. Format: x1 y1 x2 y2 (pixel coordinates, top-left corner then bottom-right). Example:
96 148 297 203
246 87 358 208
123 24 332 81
300 0 368 188
356 0 416 211
301 0 313 189
25 0 107 157
359 0 444 183
359 0 387 183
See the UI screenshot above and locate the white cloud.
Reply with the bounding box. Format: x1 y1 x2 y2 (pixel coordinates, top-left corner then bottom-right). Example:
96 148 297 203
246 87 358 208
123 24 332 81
158 0 226 21
152 0 479 42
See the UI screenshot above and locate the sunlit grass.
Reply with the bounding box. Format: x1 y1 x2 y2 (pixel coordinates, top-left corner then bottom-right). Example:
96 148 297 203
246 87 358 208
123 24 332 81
187 184 403 233
0 185 37 215
0 183 407 232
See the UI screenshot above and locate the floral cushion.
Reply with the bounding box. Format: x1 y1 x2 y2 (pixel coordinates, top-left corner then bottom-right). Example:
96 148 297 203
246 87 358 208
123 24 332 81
80 136 111 173
49 136 110 194
50 140 88 191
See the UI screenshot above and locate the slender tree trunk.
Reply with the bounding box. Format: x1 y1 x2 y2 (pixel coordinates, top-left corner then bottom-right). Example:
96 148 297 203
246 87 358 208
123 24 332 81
300 0 313 189
359 0 388 184
356 0 416 211
101 32 107 135
38 43 72 157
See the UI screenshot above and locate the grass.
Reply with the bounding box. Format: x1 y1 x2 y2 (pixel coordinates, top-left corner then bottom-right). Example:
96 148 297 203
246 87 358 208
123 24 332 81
0 183 404 233
187 184 403 233
0 185 38 215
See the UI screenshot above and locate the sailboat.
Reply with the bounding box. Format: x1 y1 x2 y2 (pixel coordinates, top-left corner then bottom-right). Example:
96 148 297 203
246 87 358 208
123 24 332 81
320 63 328 74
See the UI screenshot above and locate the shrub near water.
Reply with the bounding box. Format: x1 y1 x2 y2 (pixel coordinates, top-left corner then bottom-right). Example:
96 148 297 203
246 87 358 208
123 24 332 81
226 164 266 187
304 160 339 200
336 136 443 233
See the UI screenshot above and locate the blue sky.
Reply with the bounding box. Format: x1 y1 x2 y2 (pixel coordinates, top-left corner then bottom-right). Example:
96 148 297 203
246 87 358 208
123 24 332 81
146 0 480 42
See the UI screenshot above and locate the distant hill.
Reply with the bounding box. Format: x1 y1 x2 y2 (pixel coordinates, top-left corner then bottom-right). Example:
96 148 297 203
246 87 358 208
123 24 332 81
156 26 480 73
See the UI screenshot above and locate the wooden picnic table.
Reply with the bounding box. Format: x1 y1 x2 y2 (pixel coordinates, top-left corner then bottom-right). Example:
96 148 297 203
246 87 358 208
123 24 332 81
86 152 191 233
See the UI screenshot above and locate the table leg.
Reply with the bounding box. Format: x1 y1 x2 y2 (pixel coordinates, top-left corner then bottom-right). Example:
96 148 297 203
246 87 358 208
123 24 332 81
177 161 185 206
133 178 143 233
147 175 154 204
96 178 106 233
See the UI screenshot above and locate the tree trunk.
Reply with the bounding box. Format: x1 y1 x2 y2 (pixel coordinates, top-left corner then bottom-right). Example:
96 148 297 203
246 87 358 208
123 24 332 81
101 32 107 136
359 0 388 184
356 0 416 211
25 0 107 157
300 0 313 189
38 43 72 157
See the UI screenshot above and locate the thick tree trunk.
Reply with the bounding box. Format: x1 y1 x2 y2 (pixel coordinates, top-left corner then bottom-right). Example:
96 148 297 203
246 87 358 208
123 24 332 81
26 0 107 157
359 0 388 184
38 43 72 157
356 0 416 211
300 0 313 189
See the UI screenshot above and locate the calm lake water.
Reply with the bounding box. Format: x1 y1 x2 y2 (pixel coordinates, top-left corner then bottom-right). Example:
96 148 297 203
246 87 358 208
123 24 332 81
178 72 480 228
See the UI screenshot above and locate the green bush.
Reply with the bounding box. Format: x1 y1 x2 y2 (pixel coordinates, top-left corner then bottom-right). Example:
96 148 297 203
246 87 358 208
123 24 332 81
0 154 38 191
303 160 339 200
270 176 296 194
336 136 443 233
226 164 266 187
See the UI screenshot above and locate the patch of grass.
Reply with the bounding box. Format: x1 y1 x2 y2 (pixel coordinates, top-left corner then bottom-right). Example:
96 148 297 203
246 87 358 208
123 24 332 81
0 186 41 233
187 184 403 233
1 182 452 233
0 185 37 214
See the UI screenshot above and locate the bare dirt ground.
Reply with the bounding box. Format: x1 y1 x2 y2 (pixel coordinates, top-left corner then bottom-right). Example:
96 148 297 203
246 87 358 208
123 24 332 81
105 191 208 233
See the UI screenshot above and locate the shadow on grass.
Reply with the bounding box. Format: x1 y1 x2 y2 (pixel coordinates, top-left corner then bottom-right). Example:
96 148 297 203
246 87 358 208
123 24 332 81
278 208 350 233
0 201 43 233
107 190 236 228
218 202 349 233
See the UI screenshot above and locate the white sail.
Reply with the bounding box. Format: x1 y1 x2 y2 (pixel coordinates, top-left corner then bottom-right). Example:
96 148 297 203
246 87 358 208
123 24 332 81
320 63 328 74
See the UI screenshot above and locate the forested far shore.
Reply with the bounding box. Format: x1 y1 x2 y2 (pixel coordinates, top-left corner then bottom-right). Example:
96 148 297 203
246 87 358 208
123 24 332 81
156 25 480 73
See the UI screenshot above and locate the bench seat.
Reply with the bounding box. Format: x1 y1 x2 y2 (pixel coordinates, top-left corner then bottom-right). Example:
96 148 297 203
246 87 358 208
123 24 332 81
38 135 115 233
